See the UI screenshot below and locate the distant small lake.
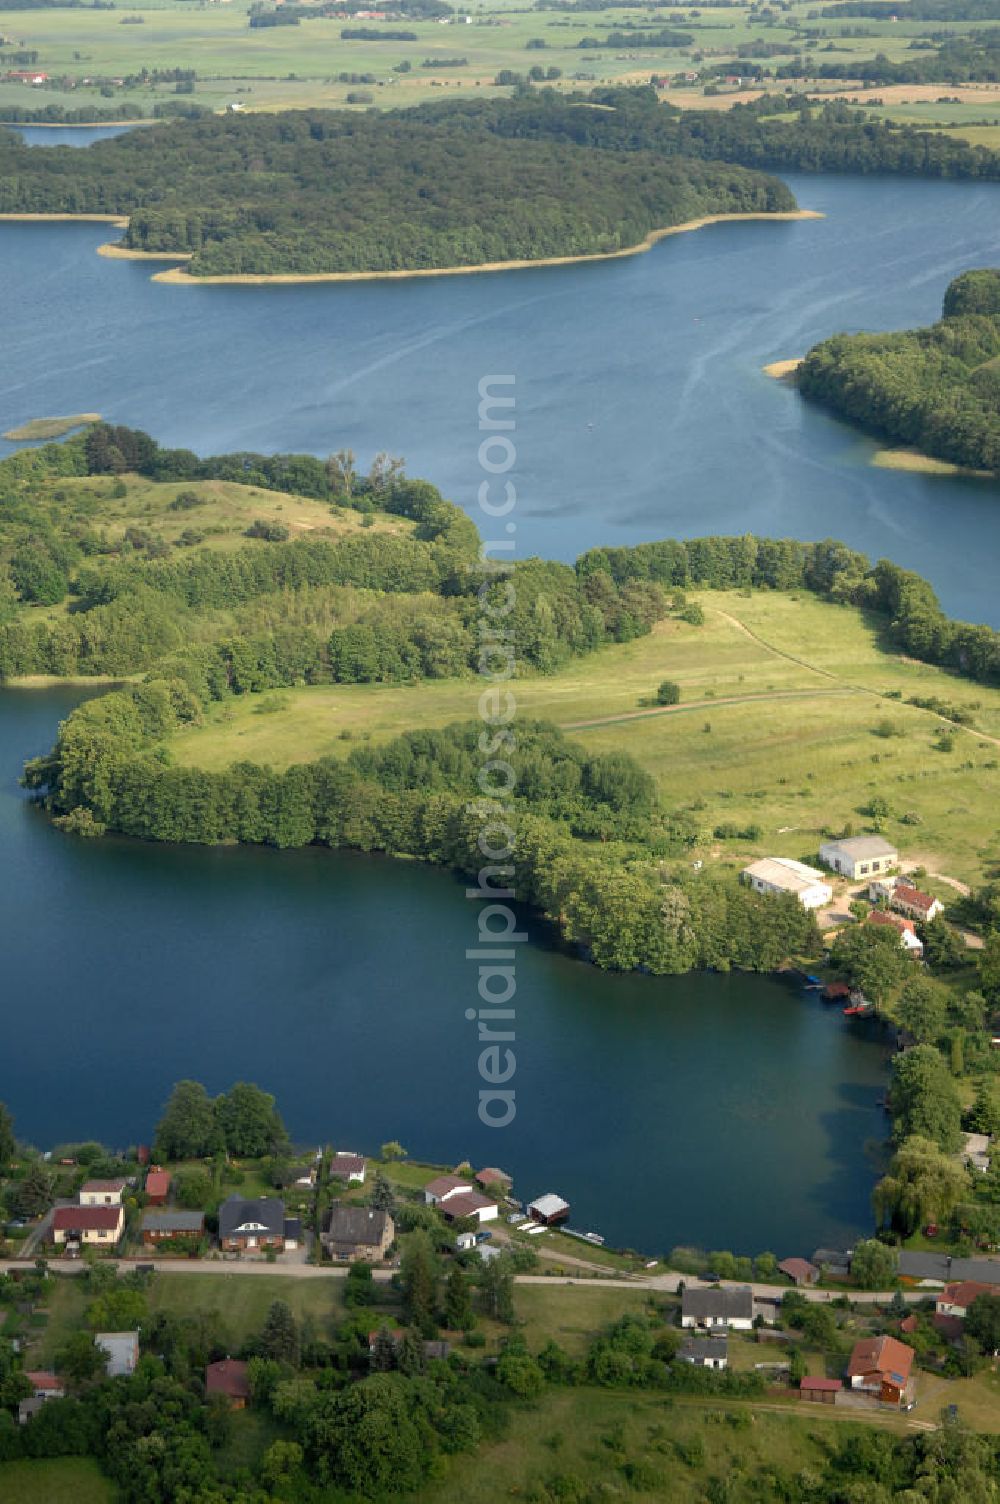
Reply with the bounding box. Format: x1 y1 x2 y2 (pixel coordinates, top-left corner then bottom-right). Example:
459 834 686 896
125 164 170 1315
1 688 889 1256
8 123 139 148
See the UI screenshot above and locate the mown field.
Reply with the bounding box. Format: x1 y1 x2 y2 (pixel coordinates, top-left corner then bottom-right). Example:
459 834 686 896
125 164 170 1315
1 0 998 123
168 587 1000 885
0 1458 114 1504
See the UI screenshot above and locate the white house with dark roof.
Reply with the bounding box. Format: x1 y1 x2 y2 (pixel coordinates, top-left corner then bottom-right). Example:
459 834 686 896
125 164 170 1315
678 1336 728 1370
423 1175 497 1224
681 1286 754 1331
329 1152 366 1185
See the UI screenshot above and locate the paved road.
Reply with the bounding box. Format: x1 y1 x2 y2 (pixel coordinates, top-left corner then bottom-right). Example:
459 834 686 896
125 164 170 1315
0 1257 929 1305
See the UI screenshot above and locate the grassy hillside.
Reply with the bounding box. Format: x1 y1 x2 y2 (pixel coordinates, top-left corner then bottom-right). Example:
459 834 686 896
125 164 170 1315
168 587 1000 884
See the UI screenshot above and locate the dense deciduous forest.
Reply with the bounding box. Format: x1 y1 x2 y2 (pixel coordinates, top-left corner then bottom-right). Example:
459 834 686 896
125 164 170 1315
0 105 793 275
798 269 1000 475
4 86 1000 275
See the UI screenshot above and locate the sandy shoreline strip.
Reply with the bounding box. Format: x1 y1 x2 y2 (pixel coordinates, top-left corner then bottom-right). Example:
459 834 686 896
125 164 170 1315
98 242 192 262
148 210 824 287
763 358 802 381
872 447 992 480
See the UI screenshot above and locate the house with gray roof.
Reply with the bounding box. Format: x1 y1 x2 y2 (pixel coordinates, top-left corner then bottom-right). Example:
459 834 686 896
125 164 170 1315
141 1210 205 1247
678 1336 728 1370
218 1195 286 1254
322 1205 394 1262
681 1286 753 1330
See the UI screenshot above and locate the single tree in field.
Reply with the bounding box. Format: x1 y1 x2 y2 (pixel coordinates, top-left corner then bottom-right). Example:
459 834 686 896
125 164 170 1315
370 1170 395 1214
849 1239 897 1291
966 1293 1000 1356
326 448 356 497
14 1162 54 1219
444 1263 474 1331
261 1300 301 1368
400 1231 439 1334
155 1080 216 1160
380 1141 407 1163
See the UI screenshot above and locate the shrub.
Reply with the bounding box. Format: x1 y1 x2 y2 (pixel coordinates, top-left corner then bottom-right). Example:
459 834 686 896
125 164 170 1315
656 679 681 706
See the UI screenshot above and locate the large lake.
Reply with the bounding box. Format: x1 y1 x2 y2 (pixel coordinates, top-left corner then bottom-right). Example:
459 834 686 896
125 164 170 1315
1 687 889 1256
1 168 999 621
0 156 991 1253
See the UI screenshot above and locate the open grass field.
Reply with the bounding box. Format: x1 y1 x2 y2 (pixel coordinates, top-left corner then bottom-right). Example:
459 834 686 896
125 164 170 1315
48 474 410 553
514 1282 657 1355
406 1384 898 1503
23 1269 348 1366
144 1269 347 1341
0 1458 114 1504
1 0 998 122
169 588 1000 885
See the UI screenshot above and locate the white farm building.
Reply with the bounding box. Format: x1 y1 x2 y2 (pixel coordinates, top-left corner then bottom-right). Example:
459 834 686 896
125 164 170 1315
741 858 832 910
819 836 898 881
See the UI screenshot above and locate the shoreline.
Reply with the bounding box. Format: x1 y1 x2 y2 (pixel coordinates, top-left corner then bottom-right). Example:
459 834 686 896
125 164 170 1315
763 358 802 381
98 242 192 262
0 207 822 283
147 210 824 287
0 212 128 225
872 446 993 480
0 119 153 129
764 360 994 478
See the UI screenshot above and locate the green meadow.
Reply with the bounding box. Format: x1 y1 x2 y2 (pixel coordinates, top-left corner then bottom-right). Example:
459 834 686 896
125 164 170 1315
1 0 998 123
168 587 1000 885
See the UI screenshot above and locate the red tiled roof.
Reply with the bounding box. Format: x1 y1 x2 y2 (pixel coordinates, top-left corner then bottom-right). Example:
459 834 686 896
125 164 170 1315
899 1314 919 1334
439 1190 494 1219
81 1179 127 1193
894 884 937 912
800 1376 841 1391
53 1206 121 1231
475 1167 511 1186
145 1171 171 1198
869 911 917 936
425 1175 470 1199
846 1335 914 1385
778 1258 818 1282
205 1360 250 1399
939 1280 992 1311
25 1371 61 1391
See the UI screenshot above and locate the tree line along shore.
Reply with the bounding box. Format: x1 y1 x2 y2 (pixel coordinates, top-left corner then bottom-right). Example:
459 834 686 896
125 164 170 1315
3 87 1000 278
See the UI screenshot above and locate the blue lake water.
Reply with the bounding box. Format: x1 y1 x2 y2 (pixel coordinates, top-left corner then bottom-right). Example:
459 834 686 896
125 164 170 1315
1 172 999 621
0 161 994 1253
0 687 890 1256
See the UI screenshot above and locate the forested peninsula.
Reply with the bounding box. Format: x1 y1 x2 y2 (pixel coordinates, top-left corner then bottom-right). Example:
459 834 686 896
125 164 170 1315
3 87 1000 277
5 425 1000 979
798 269 1000 475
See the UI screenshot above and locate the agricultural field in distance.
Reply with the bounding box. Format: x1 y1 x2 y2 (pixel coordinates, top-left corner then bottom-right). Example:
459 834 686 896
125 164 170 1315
168 587 1000 887
0 0 999 137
